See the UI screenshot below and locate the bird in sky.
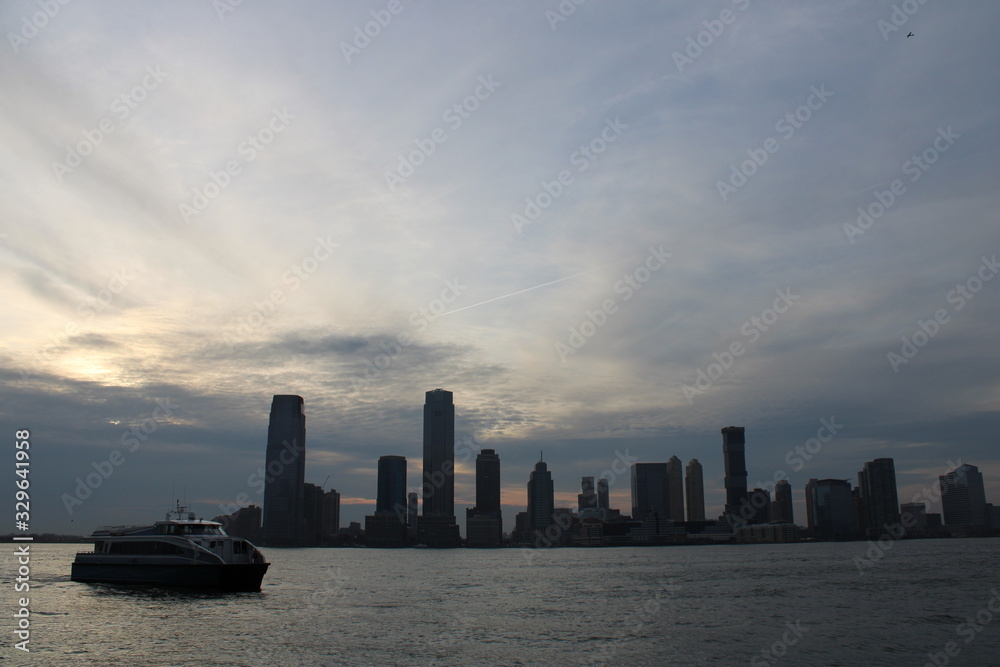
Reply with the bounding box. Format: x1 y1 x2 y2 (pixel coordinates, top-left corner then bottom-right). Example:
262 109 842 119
907 32 914 37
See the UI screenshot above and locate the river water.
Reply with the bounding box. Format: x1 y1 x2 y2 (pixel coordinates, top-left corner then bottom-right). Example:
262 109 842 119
2 539 999 665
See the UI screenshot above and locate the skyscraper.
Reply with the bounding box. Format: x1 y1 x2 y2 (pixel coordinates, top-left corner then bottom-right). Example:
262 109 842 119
527 458 555 534
859 458 900 537
377 455 407 516
578 476 597 512
262 395 307 546
476 449 502 517
467 448 502 547
422 388 455 518
772 479 794 524
597 477 610 511
685 459 706 521
366 455 408 548
631 462 669 522
322 489 340 544
667 456 685 521
805 478 854 540
939 464 987 527
721 426 748 516
303 482 324 545
418 388 460 547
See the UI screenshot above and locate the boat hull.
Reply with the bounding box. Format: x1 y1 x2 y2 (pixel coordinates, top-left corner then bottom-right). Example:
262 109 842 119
71 561 269 592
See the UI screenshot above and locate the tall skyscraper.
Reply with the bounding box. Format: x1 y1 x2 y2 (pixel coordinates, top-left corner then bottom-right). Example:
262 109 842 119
805 478 854 540
422 388 455 518
772 479 794 524
527 458 555 534
667 456 685 521
631 462 669 522
377 455 407 516
685 459 705 522
418 389 460 547
578 476 598 512
721 426 748 516
262 395 307 546
467 448 502 547
476 449 502 516
939 464 987 527
597 477 610 510
858 458 900 537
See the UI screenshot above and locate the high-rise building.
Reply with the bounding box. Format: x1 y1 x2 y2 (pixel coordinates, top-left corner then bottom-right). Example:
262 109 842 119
597 477 610 510
212 504 263 543
476 449 502 516
262 395 307 546
322 489 340 544
746 488 771 524
419 389 460 547
685 459 705 522
377 455 408 517
467 449 502 547
578 476 598 512
805 478 854 540
721 426 748 516
527 458 555 534
939 464 987 527
858 458 900 537
852 485 866 537
367 455 408 548
667 456 685 522
631 462 669 522
303 482 325 545
422 389 455 518
772 479 794 524
513 511 531 544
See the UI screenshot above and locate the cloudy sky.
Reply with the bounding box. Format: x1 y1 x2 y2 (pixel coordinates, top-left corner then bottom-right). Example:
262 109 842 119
2 1 999 536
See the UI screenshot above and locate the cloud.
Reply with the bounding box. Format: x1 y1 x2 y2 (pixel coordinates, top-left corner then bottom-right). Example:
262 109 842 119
2 1 999 534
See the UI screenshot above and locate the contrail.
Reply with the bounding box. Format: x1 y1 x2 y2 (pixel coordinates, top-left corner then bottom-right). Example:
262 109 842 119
431 255 645 320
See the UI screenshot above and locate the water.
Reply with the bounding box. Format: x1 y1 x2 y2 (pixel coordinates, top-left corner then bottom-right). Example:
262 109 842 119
2 539 999 666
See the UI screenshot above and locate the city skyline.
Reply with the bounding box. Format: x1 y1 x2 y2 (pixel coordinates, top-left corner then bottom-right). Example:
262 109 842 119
30 384 1000 535
34 383 1000 541
4 2 999 538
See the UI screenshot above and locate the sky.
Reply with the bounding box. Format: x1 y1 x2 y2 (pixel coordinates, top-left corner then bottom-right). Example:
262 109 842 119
2 1 999 537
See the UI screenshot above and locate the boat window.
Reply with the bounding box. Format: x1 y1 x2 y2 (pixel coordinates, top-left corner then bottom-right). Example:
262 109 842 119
180 524 223 535
108 541 185 555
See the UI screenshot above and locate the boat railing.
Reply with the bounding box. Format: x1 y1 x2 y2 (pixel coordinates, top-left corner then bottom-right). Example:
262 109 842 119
94 525 146 535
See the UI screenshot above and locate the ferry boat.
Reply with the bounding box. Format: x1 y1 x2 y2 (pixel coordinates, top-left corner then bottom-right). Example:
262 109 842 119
71 503 269 592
